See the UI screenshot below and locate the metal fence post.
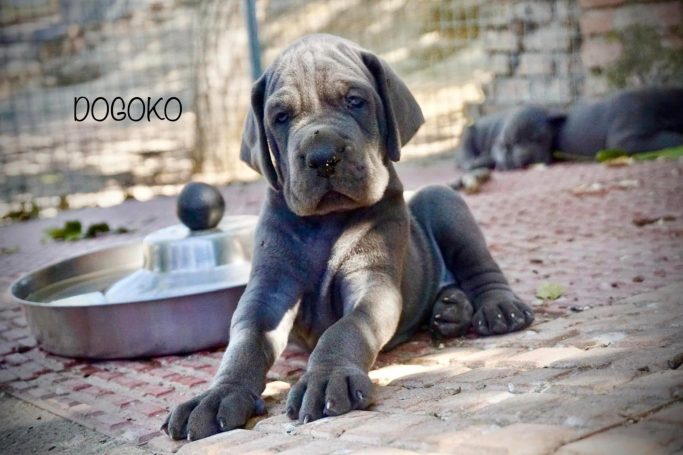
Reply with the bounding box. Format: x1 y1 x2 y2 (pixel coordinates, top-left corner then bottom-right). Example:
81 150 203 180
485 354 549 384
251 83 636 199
243 0 263 81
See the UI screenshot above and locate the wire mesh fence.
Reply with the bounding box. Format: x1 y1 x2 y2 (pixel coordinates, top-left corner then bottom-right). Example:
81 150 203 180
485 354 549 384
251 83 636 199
0 0 584 217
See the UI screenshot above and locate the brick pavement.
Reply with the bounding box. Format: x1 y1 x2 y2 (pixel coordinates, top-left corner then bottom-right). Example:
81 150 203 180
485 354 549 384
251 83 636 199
0 158 682 454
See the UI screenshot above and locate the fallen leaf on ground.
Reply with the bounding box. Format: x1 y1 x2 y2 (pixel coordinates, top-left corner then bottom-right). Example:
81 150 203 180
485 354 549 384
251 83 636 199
536 281 565 300
450 168 492 194
44 221 132 242
603 156 633 167
571 178 641 196
615 179 640 189
597 145 683 162
632 215 676 227
570 182 606 196
45 220 82 241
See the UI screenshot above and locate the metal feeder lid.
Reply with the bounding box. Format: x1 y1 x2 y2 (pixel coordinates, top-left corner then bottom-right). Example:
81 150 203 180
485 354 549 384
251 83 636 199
104 183 255 303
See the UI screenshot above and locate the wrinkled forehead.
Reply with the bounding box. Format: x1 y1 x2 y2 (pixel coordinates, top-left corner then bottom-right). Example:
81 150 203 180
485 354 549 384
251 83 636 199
264 43 373 107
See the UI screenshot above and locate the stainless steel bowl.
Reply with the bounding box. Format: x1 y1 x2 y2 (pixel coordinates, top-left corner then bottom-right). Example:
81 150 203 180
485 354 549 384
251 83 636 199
10 214 258 359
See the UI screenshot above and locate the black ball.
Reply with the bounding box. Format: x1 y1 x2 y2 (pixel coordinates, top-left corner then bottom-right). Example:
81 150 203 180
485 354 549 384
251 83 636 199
177 182 225 230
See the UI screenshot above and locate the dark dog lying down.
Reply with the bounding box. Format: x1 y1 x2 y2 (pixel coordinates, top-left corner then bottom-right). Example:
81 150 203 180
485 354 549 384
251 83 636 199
163 34 533 441
456 88 683 170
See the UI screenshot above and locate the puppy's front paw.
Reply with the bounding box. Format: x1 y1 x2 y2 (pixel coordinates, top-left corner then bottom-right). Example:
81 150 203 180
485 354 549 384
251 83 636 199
163 383 266 441
286 366 373 423
472 293 534 336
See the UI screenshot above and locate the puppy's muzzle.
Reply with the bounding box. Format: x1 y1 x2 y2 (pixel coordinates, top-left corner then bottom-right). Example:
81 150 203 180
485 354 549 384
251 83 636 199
304 129 346 179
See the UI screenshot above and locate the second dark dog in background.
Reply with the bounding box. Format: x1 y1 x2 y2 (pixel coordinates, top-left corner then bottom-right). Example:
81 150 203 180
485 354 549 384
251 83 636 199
456 88 683 171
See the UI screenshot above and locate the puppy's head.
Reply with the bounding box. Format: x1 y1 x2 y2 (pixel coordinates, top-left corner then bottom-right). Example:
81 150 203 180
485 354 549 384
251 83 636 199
240 34 423 216
491 106 565 170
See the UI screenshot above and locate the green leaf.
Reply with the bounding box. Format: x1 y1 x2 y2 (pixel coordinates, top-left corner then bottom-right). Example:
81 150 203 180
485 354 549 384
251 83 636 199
596 146 683 163
596 149 627 162
44 220 82 241
536 281 565 300
631 145 683 161
85 222 110 238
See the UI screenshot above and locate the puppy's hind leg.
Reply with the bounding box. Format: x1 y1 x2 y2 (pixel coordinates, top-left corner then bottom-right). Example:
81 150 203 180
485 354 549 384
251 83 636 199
409 185 534 336
611 132 683 154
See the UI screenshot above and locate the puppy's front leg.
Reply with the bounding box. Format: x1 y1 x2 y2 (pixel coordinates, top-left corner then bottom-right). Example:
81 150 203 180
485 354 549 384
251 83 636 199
286 276 402 423
164 278 299 441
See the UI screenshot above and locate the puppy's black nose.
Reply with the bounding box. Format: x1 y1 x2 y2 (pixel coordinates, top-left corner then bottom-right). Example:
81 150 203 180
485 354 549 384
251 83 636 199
308 149 341 178
303 127 346 178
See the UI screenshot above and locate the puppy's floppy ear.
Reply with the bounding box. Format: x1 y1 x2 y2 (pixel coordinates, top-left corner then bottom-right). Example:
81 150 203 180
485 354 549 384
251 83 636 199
240 74 280 190
361 52 424 162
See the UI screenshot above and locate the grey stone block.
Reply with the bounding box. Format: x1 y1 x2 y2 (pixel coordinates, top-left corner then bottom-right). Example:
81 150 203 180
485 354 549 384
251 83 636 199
483 30 520 52
523 22 575 51
513 1 554 24
493 77 532 103
529 77 574 104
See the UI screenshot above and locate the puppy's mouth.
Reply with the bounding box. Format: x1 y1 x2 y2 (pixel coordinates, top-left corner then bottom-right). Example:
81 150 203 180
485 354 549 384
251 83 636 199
315 190 356 213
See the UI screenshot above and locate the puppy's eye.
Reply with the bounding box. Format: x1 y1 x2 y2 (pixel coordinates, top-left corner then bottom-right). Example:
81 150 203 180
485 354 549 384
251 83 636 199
274 112 290 124
346 95 365 109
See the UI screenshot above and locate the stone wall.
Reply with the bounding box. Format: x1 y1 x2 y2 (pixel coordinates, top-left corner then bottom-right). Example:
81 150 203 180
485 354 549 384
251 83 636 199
578 0 683 97
474 0 584 116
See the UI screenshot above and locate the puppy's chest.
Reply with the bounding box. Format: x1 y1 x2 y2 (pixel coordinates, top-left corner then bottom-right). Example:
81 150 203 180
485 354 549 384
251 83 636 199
292 222 373 347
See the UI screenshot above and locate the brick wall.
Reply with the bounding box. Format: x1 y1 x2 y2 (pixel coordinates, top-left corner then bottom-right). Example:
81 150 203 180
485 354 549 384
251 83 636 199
474 0 584 116
578 0 683 96
473 0 683 115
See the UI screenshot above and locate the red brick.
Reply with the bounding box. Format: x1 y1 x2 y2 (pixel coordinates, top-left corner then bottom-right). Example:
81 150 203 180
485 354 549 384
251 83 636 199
7 380 36 392
23 350 79 371
2 328 30 341
147 368 180 379
167 374 208 388
11 317 27 328
69 402 102 417
80 385 114 398
177 356 215 370
25 386 60 399
141 384 175 398
0 368 19 383
108 394 138 409
91 369 123 381
555 426 668 454
58 378 92 392
460 423 577 454
16 338 37 349
340 414 434 445
129 361 162 373
0 342 16 355
123 400 167 418
121 425 162 444
45 395 81 410
581 37 623 69
93 412 132 432
580 8 615 35
15 362 50 380
111 375 146 389
579 0 625 8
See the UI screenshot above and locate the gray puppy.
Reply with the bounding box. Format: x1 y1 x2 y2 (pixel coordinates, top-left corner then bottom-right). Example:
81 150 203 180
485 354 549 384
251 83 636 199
456 88 683 171
164 34 533 441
